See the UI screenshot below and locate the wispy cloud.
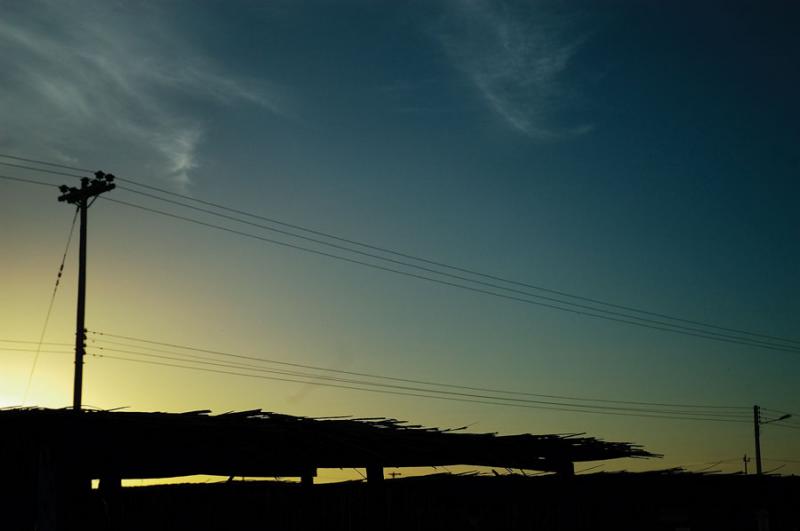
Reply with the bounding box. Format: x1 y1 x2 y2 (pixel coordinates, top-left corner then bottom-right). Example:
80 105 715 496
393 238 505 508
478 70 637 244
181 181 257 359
439 0 591 139
0 1 280 189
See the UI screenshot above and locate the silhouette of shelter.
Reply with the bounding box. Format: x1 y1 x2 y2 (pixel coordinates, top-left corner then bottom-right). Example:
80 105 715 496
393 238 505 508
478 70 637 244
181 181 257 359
1 408 655 529
2 408 654 482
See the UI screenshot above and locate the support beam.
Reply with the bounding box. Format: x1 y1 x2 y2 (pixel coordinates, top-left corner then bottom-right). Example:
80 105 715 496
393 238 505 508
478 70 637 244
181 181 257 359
98 476 122 493
366 464 384 483
558 461 575 477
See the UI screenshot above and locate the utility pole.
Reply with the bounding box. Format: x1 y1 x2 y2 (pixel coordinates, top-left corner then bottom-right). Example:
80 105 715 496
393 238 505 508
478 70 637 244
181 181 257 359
753 404 792 476
58 172 115 411
742 454 750 475
754 405 762 475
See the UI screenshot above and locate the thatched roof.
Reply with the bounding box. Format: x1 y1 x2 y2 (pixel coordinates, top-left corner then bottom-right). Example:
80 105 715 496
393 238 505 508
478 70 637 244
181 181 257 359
0 408 655 479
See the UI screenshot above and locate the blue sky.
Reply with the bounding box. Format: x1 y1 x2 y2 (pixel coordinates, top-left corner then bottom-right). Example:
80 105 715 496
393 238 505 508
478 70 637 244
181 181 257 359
1 0 798 476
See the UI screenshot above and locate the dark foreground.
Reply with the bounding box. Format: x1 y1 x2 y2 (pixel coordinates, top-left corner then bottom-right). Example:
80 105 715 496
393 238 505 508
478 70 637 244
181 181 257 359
7 471 797 531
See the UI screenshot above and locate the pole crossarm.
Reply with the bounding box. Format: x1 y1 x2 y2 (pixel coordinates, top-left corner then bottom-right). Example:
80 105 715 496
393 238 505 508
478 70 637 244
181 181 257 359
761 414 791 426
58 171 116 204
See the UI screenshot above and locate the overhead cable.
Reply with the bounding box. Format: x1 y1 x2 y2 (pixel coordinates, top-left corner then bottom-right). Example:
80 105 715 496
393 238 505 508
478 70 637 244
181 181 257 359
87 344 751 419
99 196 800 354
87 330 751 411
1 151 796 348
23 207 79 404
111 185 799 352
88 351 753 424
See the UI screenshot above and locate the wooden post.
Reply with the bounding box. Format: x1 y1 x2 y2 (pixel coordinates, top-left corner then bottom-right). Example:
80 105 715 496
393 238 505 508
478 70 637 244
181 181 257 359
98 476 121 492
366 464 383 483
36 446 57 531
366 465 386 526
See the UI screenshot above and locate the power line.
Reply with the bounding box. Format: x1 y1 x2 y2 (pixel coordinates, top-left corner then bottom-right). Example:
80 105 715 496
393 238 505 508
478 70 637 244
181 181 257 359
106 171 794 347
575 464 605 474
0 155 800 440
86 344 751 419
0 153 93 173
0 339 73 346
99 196 800 354
22 207 79 404
87 330 751 412
111 185 798 353
1 151 796 349
691 461 724 473
769 423 800 431
88 351 752 424
0 160 86 180
0 173 60 188
2 348 74 354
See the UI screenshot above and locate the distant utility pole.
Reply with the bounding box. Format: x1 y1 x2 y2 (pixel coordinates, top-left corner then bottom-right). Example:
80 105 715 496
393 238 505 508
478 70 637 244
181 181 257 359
58 172 115 411
742 454 750 475
754 406 762 475
753 404 791 475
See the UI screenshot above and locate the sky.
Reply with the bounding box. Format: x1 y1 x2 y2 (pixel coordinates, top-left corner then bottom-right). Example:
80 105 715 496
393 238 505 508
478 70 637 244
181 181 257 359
1 0 799 479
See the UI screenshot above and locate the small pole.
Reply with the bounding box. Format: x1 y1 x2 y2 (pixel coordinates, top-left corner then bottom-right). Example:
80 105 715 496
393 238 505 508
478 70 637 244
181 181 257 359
754 405 762 475
743 454 750 475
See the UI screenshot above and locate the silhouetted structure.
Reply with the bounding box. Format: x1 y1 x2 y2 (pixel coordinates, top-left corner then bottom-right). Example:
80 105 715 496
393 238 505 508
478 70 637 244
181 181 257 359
1 407 653 530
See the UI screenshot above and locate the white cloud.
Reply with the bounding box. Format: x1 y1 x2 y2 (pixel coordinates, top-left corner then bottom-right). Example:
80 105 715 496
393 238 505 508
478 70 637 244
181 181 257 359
439 0 591 139
0 1 279 189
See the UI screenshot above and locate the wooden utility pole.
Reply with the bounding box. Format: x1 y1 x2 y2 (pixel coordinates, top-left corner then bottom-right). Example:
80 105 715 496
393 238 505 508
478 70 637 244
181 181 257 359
753 405 792 476
754 405 762 475
58 172 115 411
